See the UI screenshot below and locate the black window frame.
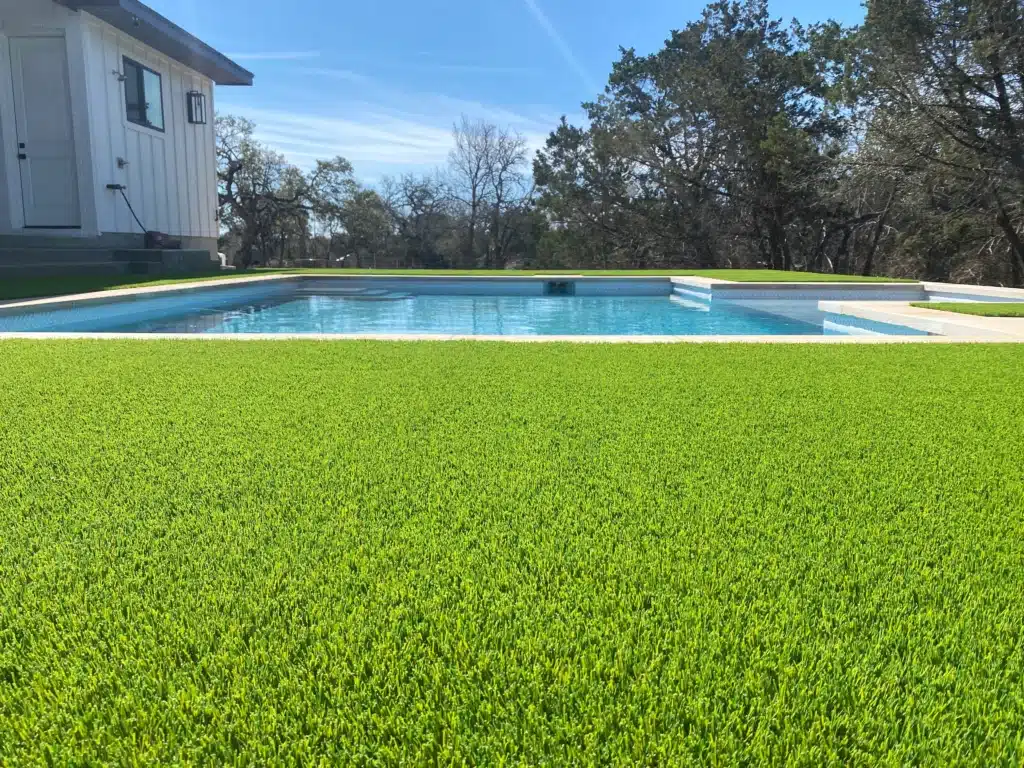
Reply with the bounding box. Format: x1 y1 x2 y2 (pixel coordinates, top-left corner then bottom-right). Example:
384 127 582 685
123 56 165 132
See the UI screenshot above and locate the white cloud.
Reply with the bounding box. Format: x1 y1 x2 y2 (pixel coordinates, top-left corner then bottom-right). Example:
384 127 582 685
432 64 539 75
293 67 373 84
225 51 321 61
221 105 457 167
217 67 579 178
521 0 600 95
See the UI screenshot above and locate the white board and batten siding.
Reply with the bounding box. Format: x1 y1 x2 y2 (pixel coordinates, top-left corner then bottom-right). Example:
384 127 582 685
0 0 96 233
81 16 217 241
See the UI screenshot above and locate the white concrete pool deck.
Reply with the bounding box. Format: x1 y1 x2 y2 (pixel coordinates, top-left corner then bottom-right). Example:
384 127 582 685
2 273 1024 342
818 300 1024 341
0 273 297 311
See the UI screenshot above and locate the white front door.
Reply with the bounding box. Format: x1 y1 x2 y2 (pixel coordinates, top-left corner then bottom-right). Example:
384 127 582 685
9 36 81 228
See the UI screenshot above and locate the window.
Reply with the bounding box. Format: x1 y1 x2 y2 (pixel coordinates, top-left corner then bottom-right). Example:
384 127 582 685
123 57 164 131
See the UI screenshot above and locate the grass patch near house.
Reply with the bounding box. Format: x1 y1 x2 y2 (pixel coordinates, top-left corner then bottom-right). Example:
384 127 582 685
0 268 912 301
2 341 1023 764
912 301 1024 317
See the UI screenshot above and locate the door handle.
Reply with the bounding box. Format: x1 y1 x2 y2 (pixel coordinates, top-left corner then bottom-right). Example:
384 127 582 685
18 153 27 160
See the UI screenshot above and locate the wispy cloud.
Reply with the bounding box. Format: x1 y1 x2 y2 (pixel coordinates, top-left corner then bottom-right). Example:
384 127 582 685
220 105 458 167
433 64 539 75
295 66 560 136
293 67 373 84
225 50 321 61
521 0 599 95
217 65 574 177
294 55 537 77
218 98 555 177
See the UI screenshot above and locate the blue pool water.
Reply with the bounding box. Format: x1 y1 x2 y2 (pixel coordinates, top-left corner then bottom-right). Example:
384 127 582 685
0 278 931 336
103 294 924 336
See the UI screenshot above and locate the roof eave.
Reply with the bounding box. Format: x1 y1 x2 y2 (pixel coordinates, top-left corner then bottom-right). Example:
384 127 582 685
55 0 254 86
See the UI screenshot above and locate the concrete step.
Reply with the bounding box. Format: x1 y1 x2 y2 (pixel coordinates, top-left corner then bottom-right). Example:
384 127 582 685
0 233 144 250
0 262 126 277
0 247 217 277
113 249 213 267
0 248 119 266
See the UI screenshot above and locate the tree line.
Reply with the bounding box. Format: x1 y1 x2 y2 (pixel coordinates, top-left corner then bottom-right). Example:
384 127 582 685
216 115 538 270
217 0 1024 284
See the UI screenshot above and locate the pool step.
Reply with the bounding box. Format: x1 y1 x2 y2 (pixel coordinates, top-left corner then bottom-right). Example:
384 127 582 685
340 291 413 301
299 285 413 301
670 294 711 312
324 286 376 295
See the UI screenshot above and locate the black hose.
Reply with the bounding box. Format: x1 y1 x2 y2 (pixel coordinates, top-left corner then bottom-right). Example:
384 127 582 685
117 187 147 233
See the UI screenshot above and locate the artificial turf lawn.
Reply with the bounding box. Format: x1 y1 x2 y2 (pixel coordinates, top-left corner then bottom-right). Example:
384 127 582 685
1 341 1023 764
0 268 911 301
912 302 1024 318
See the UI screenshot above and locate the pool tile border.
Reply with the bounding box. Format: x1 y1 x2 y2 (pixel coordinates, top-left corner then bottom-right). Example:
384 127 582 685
0 332 1015 344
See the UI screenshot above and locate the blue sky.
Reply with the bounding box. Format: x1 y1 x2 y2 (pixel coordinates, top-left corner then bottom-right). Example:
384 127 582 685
149 0 867 183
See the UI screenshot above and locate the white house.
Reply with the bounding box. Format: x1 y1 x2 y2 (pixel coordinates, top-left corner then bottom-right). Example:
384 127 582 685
0 0 252 273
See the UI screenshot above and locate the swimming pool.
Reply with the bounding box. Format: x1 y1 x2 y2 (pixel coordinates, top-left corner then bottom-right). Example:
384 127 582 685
111 294 927 335
0 277 931 337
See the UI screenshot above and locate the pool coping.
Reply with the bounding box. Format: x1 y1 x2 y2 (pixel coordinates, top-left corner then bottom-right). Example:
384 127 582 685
0 273 297 315
0 273 690 317
1 273 1023 343
672 277 919 291
0 273 918 314
921 281 1024 301
819 300 1024 340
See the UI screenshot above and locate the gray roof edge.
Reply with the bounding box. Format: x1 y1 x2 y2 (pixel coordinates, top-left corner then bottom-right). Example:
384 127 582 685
56 0 254 85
